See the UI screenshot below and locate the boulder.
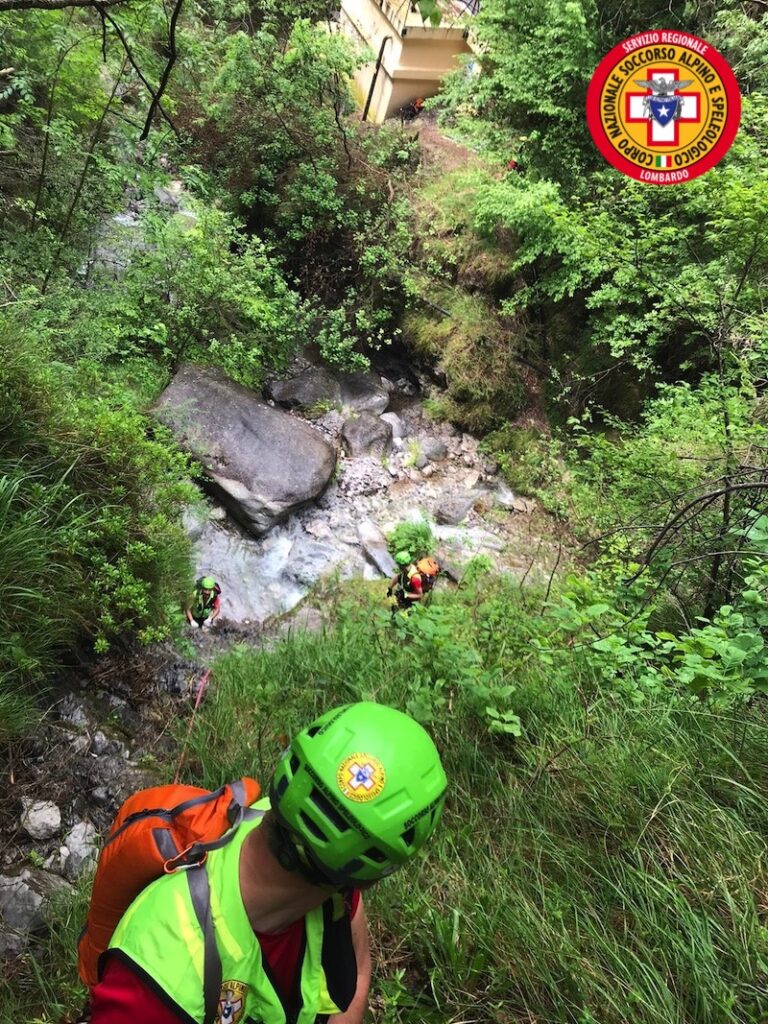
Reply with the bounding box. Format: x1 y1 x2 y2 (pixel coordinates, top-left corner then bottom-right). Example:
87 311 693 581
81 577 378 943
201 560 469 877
266 367 342 410
380 412 406 438
420 437 448 462
338 371 390 415
0 869 73 956
435 493 476 525
153 364 336 536
341 413 393 457
358 520 396 576
20 799 61 842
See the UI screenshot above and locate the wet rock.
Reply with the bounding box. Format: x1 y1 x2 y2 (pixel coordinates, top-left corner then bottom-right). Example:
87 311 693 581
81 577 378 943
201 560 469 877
20 800 61 842
286 539 337 586
182 506 207 541
380 412 406 438
153 364 336 536
266 367 342 410
421 437 448 462
338 371 390 415
341 412 393 457
435 494 476 525
62 822 99 881
358 520 396 576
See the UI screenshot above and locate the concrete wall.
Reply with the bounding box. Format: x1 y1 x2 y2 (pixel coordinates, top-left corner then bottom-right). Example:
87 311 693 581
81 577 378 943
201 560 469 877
338 0 473 123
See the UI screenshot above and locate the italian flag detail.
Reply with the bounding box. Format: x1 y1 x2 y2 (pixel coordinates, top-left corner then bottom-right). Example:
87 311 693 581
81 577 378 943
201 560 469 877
655 155 670 168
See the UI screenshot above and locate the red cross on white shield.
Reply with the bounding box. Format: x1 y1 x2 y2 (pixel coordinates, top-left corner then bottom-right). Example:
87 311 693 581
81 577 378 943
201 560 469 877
625 68 701 147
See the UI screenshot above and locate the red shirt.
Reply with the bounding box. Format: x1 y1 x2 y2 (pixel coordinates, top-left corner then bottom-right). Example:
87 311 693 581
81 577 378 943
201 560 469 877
408 573 423 594
90 891 360 1023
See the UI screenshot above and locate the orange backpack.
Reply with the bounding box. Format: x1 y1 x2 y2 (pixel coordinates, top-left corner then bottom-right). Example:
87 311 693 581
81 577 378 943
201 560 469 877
77 776 261 989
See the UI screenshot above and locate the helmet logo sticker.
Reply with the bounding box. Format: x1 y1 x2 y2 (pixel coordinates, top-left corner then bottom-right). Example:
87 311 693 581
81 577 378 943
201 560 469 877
337 753 386 802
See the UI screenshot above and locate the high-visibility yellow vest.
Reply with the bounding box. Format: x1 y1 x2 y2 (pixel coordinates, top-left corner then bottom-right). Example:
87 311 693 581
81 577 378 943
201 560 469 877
108 799 355 1024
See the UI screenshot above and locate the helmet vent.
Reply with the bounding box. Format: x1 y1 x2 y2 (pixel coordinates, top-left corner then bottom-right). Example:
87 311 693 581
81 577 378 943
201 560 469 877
363 846 388 864
306 725 321 738
274 775 289 800
401 826 416 847
341 858 364 876
310 787 351 832
289 754 300 775
300 812 329 843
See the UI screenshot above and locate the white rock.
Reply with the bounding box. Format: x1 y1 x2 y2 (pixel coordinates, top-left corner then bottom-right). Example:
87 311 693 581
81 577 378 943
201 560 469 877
62 822 99 880
20 800 61 842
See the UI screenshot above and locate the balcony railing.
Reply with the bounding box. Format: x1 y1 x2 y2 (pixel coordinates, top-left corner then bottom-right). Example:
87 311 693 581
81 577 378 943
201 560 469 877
375 0 478 36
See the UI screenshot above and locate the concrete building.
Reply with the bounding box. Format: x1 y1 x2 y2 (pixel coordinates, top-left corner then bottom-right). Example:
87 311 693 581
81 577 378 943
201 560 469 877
337 0 478 123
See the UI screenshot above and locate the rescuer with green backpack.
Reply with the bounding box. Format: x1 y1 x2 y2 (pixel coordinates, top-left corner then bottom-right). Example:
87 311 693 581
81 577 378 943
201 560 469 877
83 702 447 1024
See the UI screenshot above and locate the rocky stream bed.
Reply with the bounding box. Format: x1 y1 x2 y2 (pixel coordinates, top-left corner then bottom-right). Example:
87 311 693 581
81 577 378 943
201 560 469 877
0 189 564 966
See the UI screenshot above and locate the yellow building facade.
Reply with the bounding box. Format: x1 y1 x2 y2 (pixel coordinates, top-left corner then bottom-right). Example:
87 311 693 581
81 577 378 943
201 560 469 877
337 0 477 123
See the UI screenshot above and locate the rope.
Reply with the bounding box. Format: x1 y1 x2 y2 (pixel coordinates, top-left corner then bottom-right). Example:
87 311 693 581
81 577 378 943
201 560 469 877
173 669 211 784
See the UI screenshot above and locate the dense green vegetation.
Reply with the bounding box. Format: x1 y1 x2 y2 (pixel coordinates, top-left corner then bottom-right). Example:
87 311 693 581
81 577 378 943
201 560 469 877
1 0 767 1020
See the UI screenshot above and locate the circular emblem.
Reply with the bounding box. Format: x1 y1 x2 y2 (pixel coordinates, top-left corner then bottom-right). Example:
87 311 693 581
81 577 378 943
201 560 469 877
586 31 741 184
337 752 386 803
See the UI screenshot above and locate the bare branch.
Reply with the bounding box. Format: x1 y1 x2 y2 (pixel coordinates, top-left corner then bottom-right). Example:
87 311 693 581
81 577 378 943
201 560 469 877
94 2 178 134
139 0 183 140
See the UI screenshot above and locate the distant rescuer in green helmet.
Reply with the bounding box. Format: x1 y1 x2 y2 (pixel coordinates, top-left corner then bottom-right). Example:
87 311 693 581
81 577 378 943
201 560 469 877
387 550 441 611
185 575 222 629
88 702 448 1024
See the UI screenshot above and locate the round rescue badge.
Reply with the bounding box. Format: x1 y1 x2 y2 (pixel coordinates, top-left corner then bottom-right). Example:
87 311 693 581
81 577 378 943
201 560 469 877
337 753 386 802
586 31 741 184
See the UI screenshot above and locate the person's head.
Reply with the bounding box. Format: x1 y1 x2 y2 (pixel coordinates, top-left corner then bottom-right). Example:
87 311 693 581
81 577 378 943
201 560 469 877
395 550 412 567
414 98 425 110
199 576 216 594
269 702 447 889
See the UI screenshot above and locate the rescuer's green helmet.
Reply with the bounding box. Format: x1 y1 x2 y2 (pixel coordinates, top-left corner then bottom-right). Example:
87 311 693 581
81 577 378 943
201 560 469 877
270 702 447 885
199 576 216 590
394 550 412 567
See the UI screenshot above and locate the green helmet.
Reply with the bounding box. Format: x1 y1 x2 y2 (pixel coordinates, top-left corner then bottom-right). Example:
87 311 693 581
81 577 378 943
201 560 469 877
199 576 216 590
395 550 412 567
270 702 447 885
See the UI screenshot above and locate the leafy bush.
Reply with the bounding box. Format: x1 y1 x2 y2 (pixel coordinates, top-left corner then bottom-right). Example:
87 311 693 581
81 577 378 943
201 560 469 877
0 323 194 664
387 519 435 561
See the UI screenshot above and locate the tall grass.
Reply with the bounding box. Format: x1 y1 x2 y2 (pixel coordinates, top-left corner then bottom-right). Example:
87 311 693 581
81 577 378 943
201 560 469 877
181 583 768 1024
0 473 86 737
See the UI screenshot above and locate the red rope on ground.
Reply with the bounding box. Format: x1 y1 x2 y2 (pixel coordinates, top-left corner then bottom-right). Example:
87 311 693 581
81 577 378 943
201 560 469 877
173 669 211 784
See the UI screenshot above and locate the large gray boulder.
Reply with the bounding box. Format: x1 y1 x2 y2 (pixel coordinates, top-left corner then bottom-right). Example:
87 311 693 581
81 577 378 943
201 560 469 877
435 493 476 525
338 371 390 415
341 413 393 457
154 364 336 536
266 367 342 410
